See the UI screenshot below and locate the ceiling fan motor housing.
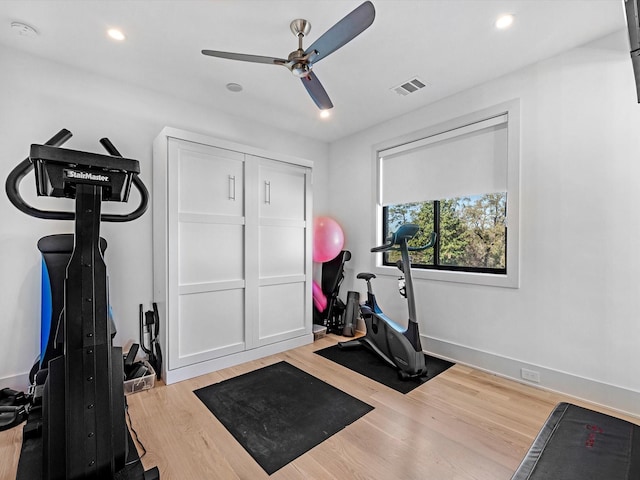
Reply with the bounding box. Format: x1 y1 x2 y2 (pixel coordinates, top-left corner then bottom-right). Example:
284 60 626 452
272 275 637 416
288 49 311 77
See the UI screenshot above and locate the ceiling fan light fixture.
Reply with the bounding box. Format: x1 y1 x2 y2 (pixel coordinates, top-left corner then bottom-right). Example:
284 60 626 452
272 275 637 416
495 14 515 30
291 62 309 78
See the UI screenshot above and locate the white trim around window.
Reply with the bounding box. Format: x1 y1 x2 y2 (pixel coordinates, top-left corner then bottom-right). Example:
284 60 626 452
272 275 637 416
372 99 521 288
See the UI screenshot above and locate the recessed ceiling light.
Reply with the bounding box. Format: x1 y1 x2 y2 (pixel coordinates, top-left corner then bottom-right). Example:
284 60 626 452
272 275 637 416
107 28 126 41
319 109 331 119
226 83 243 93
495 14 515 30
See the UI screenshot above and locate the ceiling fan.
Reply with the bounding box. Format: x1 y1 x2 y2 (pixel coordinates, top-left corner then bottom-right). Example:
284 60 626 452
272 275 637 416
202 1 376 110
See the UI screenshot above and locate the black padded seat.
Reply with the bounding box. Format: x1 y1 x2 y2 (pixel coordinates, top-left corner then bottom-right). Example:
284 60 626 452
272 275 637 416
512 402 640 479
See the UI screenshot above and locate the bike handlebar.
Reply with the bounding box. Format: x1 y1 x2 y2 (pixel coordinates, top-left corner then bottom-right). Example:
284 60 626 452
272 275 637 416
5 129 149 222
371 226 437 253
406 231 437 251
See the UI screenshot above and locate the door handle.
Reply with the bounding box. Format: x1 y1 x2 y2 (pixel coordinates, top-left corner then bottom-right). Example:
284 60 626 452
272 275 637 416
228 175 236 200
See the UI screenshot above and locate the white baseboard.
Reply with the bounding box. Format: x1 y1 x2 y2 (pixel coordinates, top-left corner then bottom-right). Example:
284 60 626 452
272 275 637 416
0 372 30 392
423 334 640 418
3 336 315 391
164 334 314 385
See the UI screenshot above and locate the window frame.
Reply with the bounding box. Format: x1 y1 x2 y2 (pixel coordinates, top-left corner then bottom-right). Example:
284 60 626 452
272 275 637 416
381 198 508 275
372 100 520 288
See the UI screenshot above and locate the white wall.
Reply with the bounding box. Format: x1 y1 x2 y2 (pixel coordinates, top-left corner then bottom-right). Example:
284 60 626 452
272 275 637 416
0 45 329 389
329 30 640 415
4 27 639 415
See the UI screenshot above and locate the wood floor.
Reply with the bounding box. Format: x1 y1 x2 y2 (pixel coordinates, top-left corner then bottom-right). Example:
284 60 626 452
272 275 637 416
1 334 638 480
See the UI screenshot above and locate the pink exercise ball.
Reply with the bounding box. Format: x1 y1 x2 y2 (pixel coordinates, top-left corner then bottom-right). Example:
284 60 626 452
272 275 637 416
313 216 344 263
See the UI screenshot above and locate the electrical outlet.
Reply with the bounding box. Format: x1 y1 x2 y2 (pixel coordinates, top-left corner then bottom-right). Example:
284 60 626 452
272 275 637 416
521 368 540 383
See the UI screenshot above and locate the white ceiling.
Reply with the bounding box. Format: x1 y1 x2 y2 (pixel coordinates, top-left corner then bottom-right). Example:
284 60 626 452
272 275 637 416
0 0 628 143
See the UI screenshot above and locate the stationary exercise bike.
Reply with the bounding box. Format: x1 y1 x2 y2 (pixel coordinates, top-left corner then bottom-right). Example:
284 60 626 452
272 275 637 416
339 224 436 379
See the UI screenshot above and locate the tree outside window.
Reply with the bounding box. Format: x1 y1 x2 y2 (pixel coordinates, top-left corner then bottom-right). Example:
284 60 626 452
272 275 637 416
384 192 506 274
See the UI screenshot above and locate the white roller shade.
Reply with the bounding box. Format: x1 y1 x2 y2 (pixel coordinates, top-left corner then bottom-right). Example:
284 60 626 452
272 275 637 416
379 114 508 206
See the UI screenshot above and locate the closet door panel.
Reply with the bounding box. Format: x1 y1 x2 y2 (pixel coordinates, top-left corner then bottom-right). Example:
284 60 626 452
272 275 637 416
177 289 245 365
176 140 244 217
167 137 247 368
258 283 305 341
259 225 305 278
179 222 244 285
252 156 311 347
258 162 306 220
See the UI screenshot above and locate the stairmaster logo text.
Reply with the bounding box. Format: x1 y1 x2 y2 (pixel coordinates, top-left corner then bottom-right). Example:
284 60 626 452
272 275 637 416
64 169 110 183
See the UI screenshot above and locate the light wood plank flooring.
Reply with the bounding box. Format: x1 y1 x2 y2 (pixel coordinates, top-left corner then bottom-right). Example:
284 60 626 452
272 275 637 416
1 334 638 480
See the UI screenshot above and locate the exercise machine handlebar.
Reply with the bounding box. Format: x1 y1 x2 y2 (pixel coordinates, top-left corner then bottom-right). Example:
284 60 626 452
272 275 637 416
5 128 149 222
371 224 437 253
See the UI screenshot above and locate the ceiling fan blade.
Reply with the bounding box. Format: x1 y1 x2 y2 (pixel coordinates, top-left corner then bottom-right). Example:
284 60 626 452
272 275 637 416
202 50 287 66
304 1 375 64
301 71 333 110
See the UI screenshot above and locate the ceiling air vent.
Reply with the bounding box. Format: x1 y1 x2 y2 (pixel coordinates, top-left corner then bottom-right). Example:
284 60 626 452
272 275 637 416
391 77 428 96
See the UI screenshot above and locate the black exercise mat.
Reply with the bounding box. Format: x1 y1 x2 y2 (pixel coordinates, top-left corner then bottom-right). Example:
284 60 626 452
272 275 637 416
315 344 454 394
194 361 373 475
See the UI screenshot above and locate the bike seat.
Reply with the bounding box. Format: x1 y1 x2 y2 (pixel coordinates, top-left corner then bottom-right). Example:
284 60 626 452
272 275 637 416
357 272 376 281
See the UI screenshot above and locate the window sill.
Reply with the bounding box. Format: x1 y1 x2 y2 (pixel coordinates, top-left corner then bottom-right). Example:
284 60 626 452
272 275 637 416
372 264 519 288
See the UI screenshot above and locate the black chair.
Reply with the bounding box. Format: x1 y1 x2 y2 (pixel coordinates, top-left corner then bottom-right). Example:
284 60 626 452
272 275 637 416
314 250 351 333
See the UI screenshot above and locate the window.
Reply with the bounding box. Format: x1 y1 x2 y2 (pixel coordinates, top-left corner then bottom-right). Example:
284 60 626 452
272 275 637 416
383 193 507 274
375 100 519 287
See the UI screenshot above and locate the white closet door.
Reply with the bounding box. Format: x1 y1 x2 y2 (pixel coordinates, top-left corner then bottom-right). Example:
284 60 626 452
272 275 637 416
168 139 246 368
253 157 311 347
